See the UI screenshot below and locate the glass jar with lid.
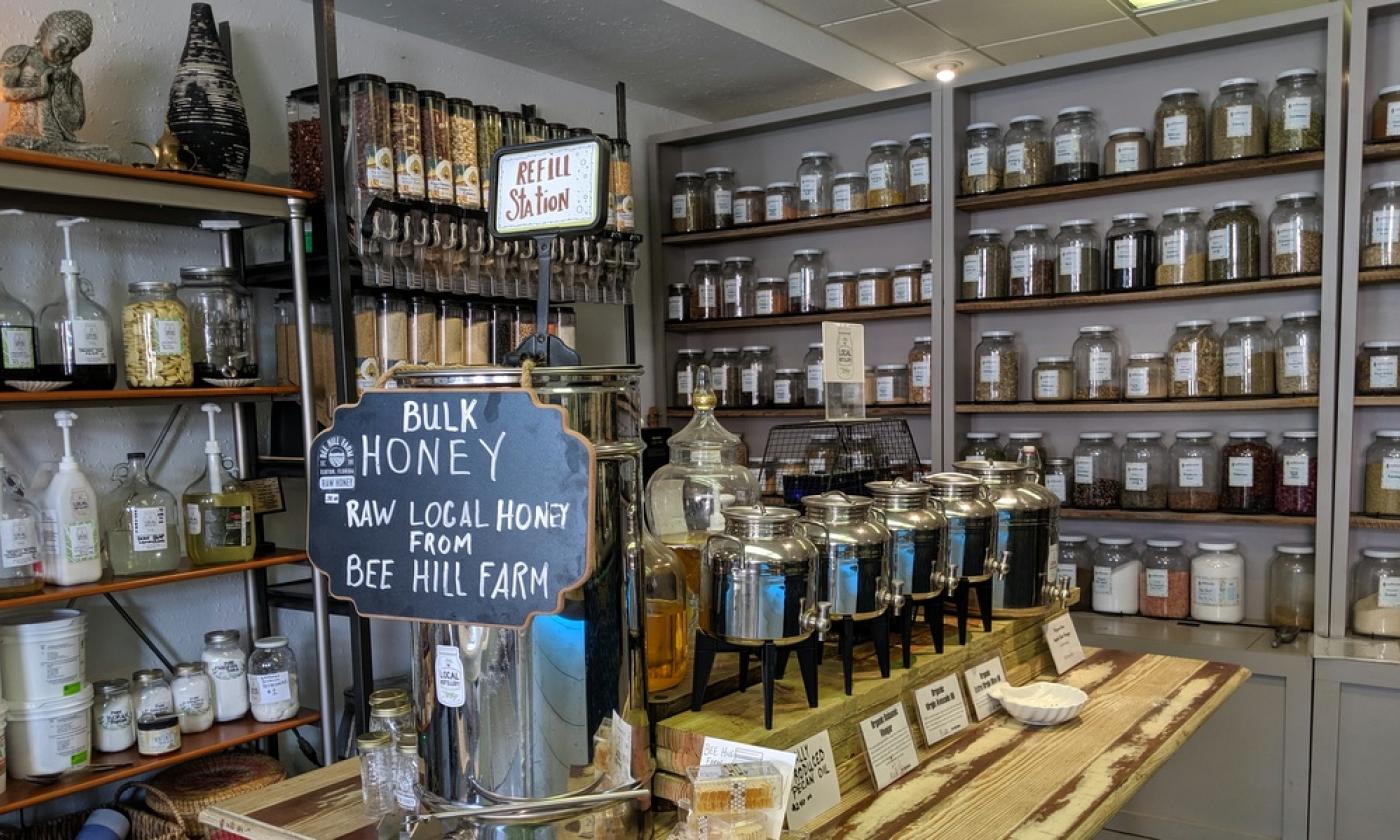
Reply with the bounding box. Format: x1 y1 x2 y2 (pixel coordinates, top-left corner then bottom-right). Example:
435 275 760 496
765 182 799 222
1275 430 1318 516
874 364 909 405
787 249 825 313
905 133 933 202
1154 88 1207 168
419 90 452 205
1003 115 1050 189
824 271 857 311
1169 430 1219 511
703 166 735 229
1352 548 1400 636
720 256 756 318
1269 191 1323 276
1140 539 1190 618
1072 431 1119 509
1359 341 1400 395
1104 127 1150 176
909 336 933 403
961 123 1003 195
832 172 867 213
1267 545 1314 632
670 171 705 233
920 259 935 303
891 263 922 306
1169 319 1221 398
739 346 774 408
958 431 1003 463
1221 315 1275 397
172 661 214 734
708 347 741 408
961 228 1008 300
1055 219 1102 294
1072 325 1122 401
123 281 193 388
1275 310 1321 394
1007 432 1048 471
132 668 174 719
674 349 704 408
178 266 257 380
1008 224 1055 297
1269 68 1324 153
1362 180 1400 269
1375 85 1400 141
689 259 722 320
1044 458 1073 505
732 185 764 226
1220 430 1274 514
773 368 804 407
1155 207 1207 285
1106 213 1155 292
667 283 691 323
856 267 893 308
93 679 136 753
754 277 789 317
1192 542 1245 623
1125 352 1169 401
248 636 300 722
1092 537 1139 615
1364 430 1400 517
1057 534 1090 582
866 140 905 207
803 342 825 406
1051 107 1100 183
974 330 1019 403
1211 77 1266 161
796 151 834 217
1207 200 1261 282
1033 356 1073 403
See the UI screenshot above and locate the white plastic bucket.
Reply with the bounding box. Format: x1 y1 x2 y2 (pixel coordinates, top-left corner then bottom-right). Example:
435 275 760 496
0 609 86 702
7 684 92 778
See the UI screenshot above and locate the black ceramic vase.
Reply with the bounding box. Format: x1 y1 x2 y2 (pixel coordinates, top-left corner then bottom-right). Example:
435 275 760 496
167 2 250 180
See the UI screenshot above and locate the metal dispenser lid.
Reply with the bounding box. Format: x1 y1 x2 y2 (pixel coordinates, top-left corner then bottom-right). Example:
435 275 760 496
866 478 931 500
800 490 873 514
953 460 1025 483
722 504 800 525
922 472 984 499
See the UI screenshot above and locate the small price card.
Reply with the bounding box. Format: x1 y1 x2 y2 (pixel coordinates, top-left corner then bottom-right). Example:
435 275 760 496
912 674 971 746
964 655 1009 720
857 702 919 791
1042 613 1087 674
787 729 842 831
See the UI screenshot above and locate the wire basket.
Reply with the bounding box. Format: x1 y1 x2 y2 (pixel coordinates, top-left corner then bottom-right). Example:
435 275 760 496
757 418 922 505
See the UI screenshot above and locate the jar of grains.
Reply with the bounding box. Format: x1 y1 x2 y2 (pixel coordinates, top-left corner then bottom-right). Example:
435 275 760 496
773 368 804 407
704 166 736 229
1192 542 1245 624
1093 537 1139 615
708 347 741 408
1121 431 1168 510
1072 325 1122 401
409 295 437 365
419 91 452 204
1207 200 1261 282
1275 430 1318 516
1359 341 1400 395
732 185 764 226
1374 85 1400 141
1104 127 1150 176
720 256 756 319
1361 180 1400 269
804 342 824 407
1169 319 1222 398
962 123 1003 195
1055 219 1102 294
1072 432 1120 509
1221 315 1276 397
1157 207 1208 285
866 140 905 207
1352 548 1400 637
959 432 1003 463
1052 107 1100 183
1155 88 1207 168
670 171 705 233
788 249 826 313
856 267 893 308
690 259 722 320
796 151 834 217
1003 115 1050 189
1140 539 1191 619
1267 545 1315 631
832 172 867 213
765 181 799 222
874 364 909 405
1220 430 1274 514
1045 458 1073 506
1169 430 1220 511
961 229 1009 300
1269 191 1323 276
824 271 858 311
1365 430 1400 517
1211 77 1266 161
1269 68 1324 153
1125 352 1170 400
909 336 933 404
892 263 922 306
673 349 704 408
739 346 774 408
905 134 933 203
1033 356 1074 403
753 277 788 317
974 330 1020 403
1106 213 1156 292
1008 224 1056 297
1275 310 1321 395
122 281 193 388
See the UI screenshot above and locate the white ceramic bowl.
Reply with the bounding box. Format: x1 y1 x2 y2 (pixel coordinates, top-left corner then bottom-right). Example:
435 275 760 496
3 381 70 392
988 681 1088 726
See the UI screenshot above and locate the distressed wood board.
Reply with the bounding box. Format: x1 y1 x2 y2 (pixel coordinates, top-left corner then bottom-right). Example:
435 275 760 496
199 758 375 840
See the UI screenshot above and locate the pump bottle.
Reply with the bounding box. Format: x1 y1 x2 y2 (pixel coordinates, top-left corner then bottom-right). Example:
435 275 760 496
41 410 103 584
38 217 116 389
183 403 256 565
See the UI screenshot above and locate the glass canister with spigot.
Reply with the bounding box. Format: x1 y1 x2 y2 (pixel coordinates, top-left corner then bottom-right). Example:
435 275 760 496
178 267 258 381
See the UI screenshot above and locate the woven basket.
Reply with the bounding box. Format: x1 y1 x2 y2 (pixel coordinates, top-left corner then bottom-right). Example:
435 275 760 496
145 753 285 838
0 783 186 840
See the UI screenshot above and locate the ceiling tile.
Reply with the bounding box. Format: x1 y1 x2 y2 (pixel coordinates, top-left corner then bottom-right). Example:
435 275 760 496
1134 0 1323 35
906 0 1124 46
822 9 968 63
761 0 896 27
897 49 1001 80
980 18 1146 64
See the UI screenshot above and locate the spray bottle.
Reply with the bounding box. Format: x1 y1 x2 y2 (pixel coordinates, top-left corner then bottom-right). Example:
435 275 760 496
37 217 115 389
41 410 103 585
183 403 256 565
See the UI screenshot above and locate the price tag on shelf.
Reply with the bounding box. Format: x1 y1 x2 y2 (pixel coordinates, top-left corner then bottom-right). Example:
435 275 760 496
787 729 841 831
912 674 970 746
857 702 919 791
964 655 1009 720
1042 613 1087 674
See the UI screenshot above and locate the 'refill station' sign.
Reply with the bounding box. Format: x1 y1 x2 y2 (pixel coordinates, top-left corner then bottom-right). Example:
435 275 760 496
488 135 609 239
305 388 596 627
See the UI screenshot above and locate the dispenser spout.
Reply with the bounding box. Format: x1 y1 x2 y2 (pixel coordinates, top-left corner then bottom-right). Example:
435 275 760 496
55 217 89 276
53 410 78 468
200 403 224 494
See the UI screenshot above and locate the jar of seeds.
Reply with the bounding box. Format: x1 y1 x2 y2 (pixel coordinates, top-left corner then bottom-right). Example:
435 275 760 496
1358 341 1400 395
1211 77 1266 161
1124 352 1170 400
1072 325 1122 401
962 123 1003 195
1155 88 1207 168
1052 107 1100 183
1155 207 1207 285
1220 431 1274 514
1275 310 1321 395
1169 319 1222 398
1054 219 1101 294
1269 68 1324 153
866 140 905 207
1363 430 1400 517
1003 115 1050 189
123 281 193 388
1104 127 1150 176
1362 180 1400 268
1121 431 1168 510
1169 430 1220 511
961 229 1009 300
1207 200 1261 282
1269 192 1323 276
905 134 933 203
1221 315 1276 397
974 330 1019 403
831 173 867 214
1008 224 1055 297
704 166 736 228
1072 432 1120 509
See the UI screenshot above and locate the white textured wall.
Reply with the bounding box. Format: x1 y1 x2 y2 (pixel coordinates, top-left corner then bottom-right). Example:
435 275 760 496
0 0 698 818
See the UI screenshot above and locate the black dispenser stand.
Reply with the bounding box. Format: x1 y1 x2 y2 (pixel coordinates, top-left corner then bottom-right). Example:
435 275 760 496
831 613 892 696
691 633 820 730
948 578 994 645
899 596 946 668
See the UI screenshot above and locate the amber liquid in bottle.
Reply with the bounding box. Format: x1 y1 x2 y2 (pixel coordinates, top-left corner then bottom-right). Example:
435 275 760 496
645 600 688 692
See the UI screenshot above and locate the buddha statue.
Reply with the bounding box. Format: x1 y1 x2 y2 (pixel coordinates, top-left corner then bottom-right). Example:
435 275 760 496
2 10 118 162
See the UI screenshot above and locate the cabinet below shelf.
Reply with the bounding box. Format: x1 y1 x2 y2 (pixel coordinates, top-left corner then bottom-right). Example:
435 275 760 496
1060 509 1315 527
0 385 296 409
955 396 1318 414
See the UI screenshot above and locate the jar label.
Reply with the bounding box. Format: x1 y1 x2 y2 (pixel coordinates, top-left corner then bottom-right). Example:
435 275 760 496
251 671 292 704
1371 355 1399 389
807 364 823 390
962 255 983 284
1389 101 1400 137
1380 575 1400 608
1059 247 1081 275
1112 238 1136 269
857 279 877 306
397 154 424 196
1 326 34 369
428 165 454 203
921 272 933 300
177 692 211 715
741 367 758 394
0 517 38 569
825 284 844 309
1161 233 1185 266
186 502 201 535
1283 345 1308 378
756 289 775 315
713 189 732 217
965 147 989 177
978 353 1000 384
368 149 394 191
1010 249 1030 280
131 506 169 553
1223 346 1245 378
454 164 480 207
799 174 820 203
1194 575 1240 607
892 276 914 303
1283 453 1310 487
868 163 890 190
1089 348 1114 384
1005 142 1025 175
774 379 793 404
1228 455 1254 487
72 319 110 364
1146 568 1170 599
909 157 930 186
1382 457 1400 490
1372 209 1400 244
670 194 687 219
1225 104 1254 138
1074 456 1094 484
1177 457 1204 488
711 367 728 392
151 319 184 356
676 369 692 396
1045 473 1067 503
99 703 132 732
734 200 751 225
699 285 716 308
1273 223 1298 255
667 296 684 321
911 360 930 388
200 505 252 548
788 272 805 301
1092 566 1111 595
1035 369 1062 399
876 376 895 402
66 520 97 563
1124 462 1149 492
1283 96 1312 130
1113 141 1140 172
1053 135 1079 165
765 194 784 221
833 184 853 212
1173 350 1197 382
1208 228 1231 261
1126 366 1150 397
1162 114 1189 148
723 278 741 305
207 657 244 682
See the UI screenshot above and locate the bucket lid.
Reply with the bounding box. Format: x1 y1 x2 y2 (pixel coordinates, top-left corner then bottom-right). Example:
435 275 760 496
0 608 84 638
7 683 94 718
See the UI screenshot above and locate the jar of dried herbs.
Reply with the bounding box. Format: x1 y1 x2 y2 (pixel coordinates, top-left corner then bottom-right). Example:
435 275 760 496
1155 207 1207 285
1359 340 1400 395
1373 84 1400 141
1275 310 1321 395
1003 115 1050 189
1155 88 1207 168
1210 77 1266 161
962 123 1003 195
961 229 1009 300
1008 224 1055 297
1106 212 1155 292
1053 219 1101 294
1269 68 1324 153
974 330 1019 403
866 141 905 207
670 172 706 234
1052 107 1099 183
1125 353 1169 400
1072 325 1122 401
704 166 736 228
1364 430 1400 517
1269 192 1323 276
1033 356 1073 403
1121 431 1167 510
1221 315 1275 397
1104 127 1149 176
1207 200 1261 282
904 135 932 203
1169 319 1221 398
1362 180 1400 269
1168 430 1219 512
1220 431 1274 514
1072 432 1120 509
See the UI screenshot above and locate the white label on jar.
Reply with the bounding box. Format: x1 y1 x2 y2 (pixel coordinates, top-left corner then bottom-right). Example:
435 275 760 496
0 517 37 568
1228 455 1254 487
676 369 692 397
868 164 890 190
962 255 983 284
368 149 394 191
1089 349 1113 384
1162 114 1189 148
921 271 933 300
1059 247 1081 276
787 272 806 302
1226 104 1254 138
774 379 792 404
857 279 877 306
1173 350 1197 382
755 289 775 315
723 278 740 305
799 174 820 203
667 296 684 321
1035 370 1061 399
825 284 844 309
1284 96 1312 130
713 189 732 217
153 319 184 355
1093 566 1111 595
177 692 211 716
1074 456 1094 484
699 285 716 308
66 520 97 563
1126 367 1150 397
1113 142 1140 172
765 194 784 221
1146 568 1170 599
185 502 202 535
1274 223 1298 255
807 364 823 389
1054 135 1079 165
1223 346 1245 378
1283 345 1308 377
1124 462 1149 492
892 276 914 304
670 194 687 219
1045 473 1067 502
131 506 169 552
978 354 1000 384
250 671 292 704
833 183 853 212
72 320 110 364
965 147 988 177
1177 457 1205 488
1005 143 1025 174
98 701 132 733
1372 355 1399 389
734 200 751 225
1 326 34 369
1380 575 1400 607
711 367 728 392
1113 238 1136 269
741 368 758 394
398 155 424 195
1195 575 1240 607
1283 453 1310 487
911 360 930 388
1372 209 1400 244
1010 249 1030 280
1389 101 1400 137
1382 456 1400 490
909 157 930 186
1162 234 1185 266
1208 228 1231 261
876 376 895 402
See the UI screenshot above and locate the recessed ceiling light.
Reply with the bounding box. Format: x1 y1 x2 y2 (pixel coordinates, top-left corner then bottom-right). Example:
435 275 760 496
1125 0 1208 10
934 61 962 83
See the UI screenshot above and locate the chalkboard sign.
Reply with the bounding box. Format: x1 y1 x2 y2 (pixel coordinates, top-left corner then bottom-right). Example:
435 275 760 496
305 387 596 627
488 136 609 239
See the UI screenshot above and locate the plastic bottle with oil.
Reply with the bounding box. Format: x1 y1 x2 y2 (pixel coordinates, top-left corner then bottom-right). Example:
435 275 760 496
183 404 256 565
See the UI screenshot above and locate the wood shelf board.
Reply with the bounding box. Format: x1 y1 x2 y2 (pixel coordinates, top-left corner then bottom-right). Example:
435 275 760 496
0 709 320 815
0 385 296 408
954 276 1321 314
1358 268 1400 286
952 151 1324 212
665 404 932 419
954 397 1318 414
1350 515 1400 530
1362 140 1400 162
1060 509 1315 527
1354 395 1400 408
659 203 930 246
666 305 930 333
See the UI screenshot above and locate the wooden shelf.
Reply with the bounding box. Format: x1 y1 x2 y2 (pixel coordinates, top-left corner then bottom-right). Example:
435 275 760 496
1351 514 1400 530
666 305 929 333
955 396 1318 414
666 404 931 419
660 203 930 246
1061 509 1315 527
0 550 308 611
0 384 296 409
1354 395 1400 408
1363 140 1400 162
953 150 1324 212
0 708 319 815
954 275 1321 314
1359 268 1400 287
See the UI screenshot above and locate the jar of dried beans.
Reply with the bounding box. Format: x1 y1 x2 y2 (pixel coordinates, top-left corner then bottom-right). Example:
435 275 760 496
1274 430 1317 515
1072 325 1122 401
1139 539 1190 619
1072 432 1119 509
1221 315 1275 397
1008 224 1055 297
974 330 1019 403
1220 430 1274 514
1358 340 1400 395
1275 310 1321 395
1169 430 1219 512
1121 431 1167 510
285 86 322 196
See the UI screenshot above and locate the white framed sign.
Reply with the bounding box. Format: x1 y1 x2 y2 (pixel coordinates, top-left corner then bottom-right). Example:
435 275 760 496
488 136 608 238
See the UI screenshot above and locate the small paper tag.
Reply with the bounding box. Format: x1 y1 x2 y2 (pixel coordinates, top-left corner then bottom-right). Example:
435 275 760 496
857 702 919 791
964 656 1009 720
1042 613 1086 674
434 644 465 708
821 322 865 385
912 674 970 746
608 711 634 786
787 729 841 831
244 476 286 515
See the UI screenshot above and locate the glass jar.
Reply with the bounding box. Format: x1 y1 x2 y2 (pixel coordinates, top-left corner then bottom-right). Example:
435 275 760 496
1072 325 1122 401
1052 106 1100 183
832 172 867 214
388 82 424 200
690 259 722 320
961 123 1003 195
891 263 922 306
202 629 248 722
909 336 933 404
474 105 501 207
1140 539 1191 619
1220 430 1274 514
1003 115 1050 189
856 267 893 308
1269 191 1323 276
765 181 799 222
866 140 905 207
703 166 736 229
1362 180 1400 269
1353 548 1400 636
0 451 40 598
1104 127 1150 176
797 151 834 216
1269 67 1324 153
804 432 840 477
667 283 691 323
1008 224 1055 297
1055 219 1102 294
358 730 396 817
1275 310 1321 394
1093 537 1139 615
1154 88 1207 168
720 256 756 318
643 533 688 694
132 669 174 718
873 364 910 405
1274 430 1318 516
93 679 135 753
369 695 414 741
1169 430 1219 511
1192 542 1245 623
1044 458 1072 505
863 366 877 405
708 347 741 408
739 346 774 407
1106 213 1155 292
1155 207 1207 285
1073 431 1120 509
804 342 824 406
418 90 452 204
172 662 214 734
248 635 300 722
137 714 181 757
1207 200 1261 282
1375 85 1400 141
1120 432 1167 510
787 249 825 313
974 330 1019 403
959 432 1003 463
1211 77 1266 161
824 271 857 311
446 98 479 209
1364 430 1400 517
670 171 705 233
1033 356 1073 403
773 368 804 407
437 301 464 366
674 349 704 408
122 281 192 388
732 185 764 226
749 277 785 317
1125 352 1170 401
1007 432 1048 471
920 259 935 304
1266 545 1314 631
1359 340 1400 394
1221 315 1275 397
905 134 933 202
106 451 180 577
961 228 1008 300
408 295 437 365
1169 319 1221 398
178 266 257 380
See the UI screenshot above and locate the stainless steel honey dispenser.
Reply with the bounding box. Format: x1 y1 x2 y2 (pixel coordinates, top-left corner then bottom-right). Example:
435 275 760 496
955 460 1060 616
922 472 1002 645
867 479 951 666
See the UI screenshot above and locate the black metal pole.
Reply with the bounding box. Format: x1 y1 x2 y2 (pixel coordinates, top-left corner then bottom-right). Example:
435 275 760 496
615 81 637 365
103 594 176 672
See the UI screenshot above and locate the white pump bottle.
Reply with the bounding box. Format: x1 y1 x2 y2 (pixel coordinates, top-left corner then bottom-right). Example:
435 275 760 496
41 409 103 584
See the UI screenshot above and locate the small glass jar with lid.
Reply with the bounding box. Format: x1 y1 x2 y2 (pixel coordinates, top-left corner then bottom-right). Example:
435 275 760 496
1124 352 1170 401
1211 77 1266 161
1008 224 1055 297
673 349 704 408
754 277 789 317
1352 548 1400 636
703 166 736 229
1207 200 1261 282
667 283 691 323
909 336 933 403
1051 106 1100 183
1007 431 1048 470
93 678 136 753
765 181 799 222
1169 319 1221 398
1154 88 1207 168
690 259 722 320
905 133 933 202
824 271 858 311
1275 430 1318 516
1105 213 1156 292
1221 315 1276 397
1359 341 1400 394
1220 430 1274 514
1140 539 1190 619
1044 458 1073 505
132 668 174 719
1269 191 1323 276
1092 537 1139 615
1364 430 1400 517
1155 207 1207 285
1375 85 1400 141
787 249 825 313
1072 325 1122 401
1054 219 1102 294
796 151 834 217
707 347 741 408
961 123 1003 195
739 346 774 407
720 256 756 318
866 140 905 207
874 364 909 405
1269 68 1324 153
1120 431 1167 510
803 342 824 406
1104 127 1150 176
961 228 1009 300
1267 545 1314 632
1169 430 1219 511
1362 180 1400 269
1072 431 1120 509
123 281 193 388
856 267 893 308
959 431 1003 463
1058 534 1090 580
670 171 705 233
732 185 765 226
891 263 922 305
1275 310 1321 394
773 368 804 407
832 172 867 213
1003 115 1050 189
974 330 1019 403
1033 356 1073 403
920 259 935 303
1192 542 1245 623
172 661 214 734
